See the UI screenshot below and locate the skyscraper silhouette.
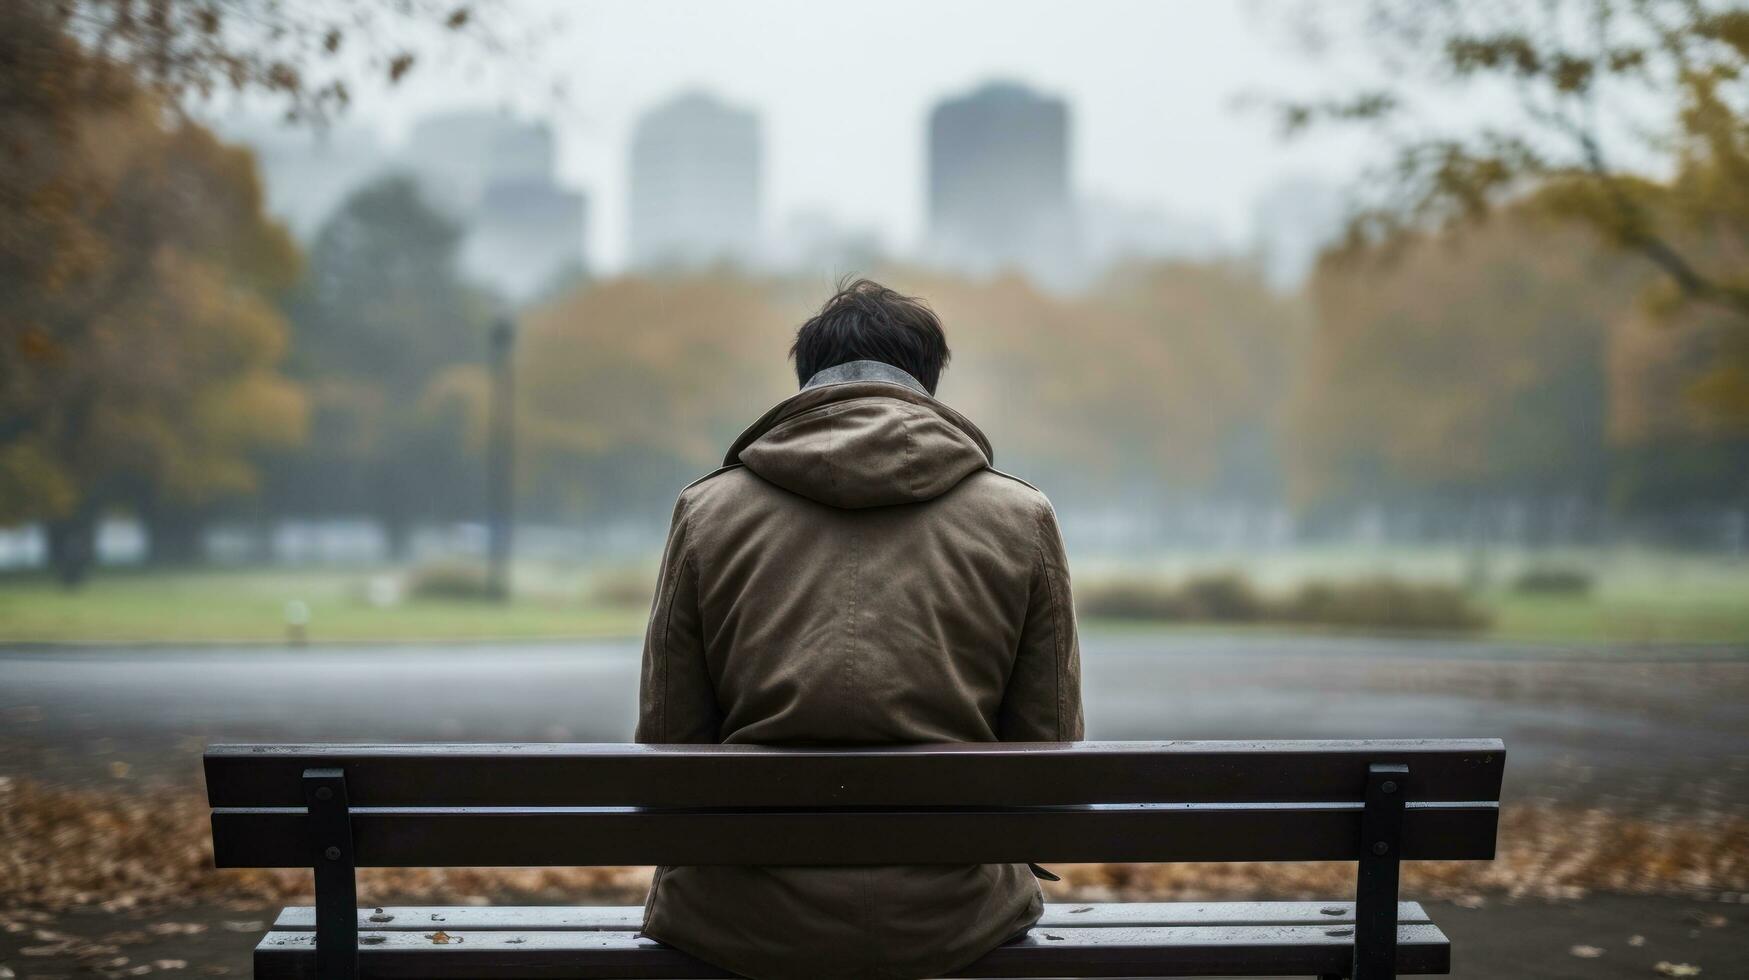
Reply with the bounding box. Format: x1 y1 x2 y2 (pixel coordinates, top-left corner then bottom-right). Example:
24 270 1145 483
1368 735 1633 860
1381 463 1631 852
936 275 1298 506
927 81 1074 282
627 92 762 269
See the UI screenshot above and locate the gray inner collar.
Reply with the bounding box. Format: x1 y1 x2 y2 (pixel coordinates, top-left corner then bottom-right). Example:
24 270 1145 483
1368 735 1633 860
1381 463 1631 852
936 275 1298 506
801 359 929 396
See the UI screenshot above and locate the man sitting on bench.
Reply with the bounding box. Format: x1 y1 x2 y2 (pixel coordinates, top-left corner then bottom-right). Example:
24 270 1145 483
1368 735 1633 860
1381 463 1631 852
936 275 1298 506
636 278 1084 980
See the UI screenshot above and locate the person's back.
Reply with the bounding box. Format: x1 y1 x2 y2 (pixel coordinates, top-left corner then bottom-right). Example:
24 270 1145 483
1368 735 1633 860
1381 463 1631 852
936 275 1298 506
637 279 1083 980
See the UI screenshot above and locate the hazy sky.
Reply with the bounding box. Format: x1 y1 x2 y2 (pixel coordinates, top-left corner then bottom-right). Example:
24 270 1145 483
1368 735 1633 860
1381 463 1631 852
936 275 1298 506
293 0 1380 271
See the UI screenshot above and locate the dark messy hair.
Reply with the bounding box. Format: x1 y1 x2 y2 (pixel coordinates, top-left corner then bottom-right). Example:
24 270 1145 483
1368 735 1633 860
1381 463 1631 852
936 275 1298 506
789 278 951 395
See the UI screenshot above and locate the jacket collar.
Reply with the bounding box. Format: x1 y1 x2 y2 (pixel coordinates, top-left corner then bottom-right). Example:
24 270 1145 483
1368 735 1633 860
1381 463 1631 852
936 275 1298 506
801 359 929 396
723 368 994 467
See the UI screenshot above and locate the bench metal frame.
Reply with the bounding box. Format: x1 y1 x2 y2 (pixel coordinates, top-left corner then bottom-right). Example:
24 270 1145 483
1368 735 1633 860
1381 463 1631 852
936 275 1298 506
305 768 359 980
206 740 1503 980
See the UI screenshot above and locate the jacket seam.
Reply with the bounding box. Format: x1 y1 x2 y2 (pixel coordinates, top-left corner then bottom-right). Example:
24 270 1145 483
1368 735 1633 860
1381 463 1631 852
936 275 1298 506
845 523 862 735
899 409 917 497
1033 501 1067 741
985 466 1044 492
655 495 695 741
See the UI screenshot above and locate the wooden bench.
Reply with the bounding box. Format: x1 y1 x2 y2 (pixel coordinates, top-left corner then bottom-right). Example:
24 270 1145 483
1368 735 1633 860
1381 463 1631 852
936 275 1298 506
204 739 1505 979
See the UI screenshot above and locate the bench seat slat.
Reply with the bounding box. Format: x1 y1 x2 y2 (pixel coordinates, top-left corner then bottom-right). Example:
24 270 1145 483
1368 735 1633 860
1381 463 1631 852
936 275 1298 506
213 801 1499 867
254 924 1452 978
270 901 1434 931
206 739 1505 807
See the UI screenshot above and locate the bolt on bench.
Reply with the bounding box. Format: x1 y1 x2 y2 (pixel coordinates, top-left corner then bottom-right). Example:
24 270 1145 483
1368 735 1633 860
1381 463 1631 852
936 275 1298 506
204 739 1504 979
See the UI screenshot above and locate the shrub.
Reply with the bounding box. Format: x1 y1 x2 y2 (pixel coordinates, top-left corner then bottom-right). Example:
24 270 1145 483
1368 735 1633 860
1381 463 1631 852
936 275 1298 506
1282 578 1490 632
407 561 497 601
1179 572 1267 621
1078 572 1491 633
1075 580 1192 621
1512 566 1594 596
589 567 655 610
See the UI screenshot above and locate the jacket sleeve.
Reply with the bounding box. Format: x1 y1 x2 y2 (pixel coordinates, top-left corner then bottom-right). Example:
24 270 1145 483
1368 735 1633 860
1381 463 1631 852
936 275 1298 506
635 493 722 744
997 498 1084 742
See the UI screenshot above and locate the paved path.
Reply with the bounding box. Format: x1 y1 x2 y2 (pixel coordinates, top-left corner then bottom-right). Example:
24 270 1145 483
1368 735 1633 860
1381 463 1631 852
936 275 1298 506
2 632 1744 813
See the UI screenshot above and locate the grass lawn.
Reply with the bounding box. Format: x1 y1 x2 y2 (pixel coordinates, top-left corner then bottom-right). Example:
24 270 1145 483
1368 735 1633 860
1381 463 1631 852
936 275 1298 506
1486 584 1749 644
0 567 646 644
0 551 1744 646
1076 546 1749 647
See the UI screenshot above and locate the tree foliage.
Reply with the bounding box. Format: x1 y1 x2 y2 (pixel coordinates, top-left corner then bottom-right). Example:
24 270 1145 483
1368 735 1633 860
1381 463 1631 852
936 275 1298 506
1277 0 1749 425
1294 201 1748 520
512 265 1304 524
39 0 496 124
0 12 306 581
1294 211 1634 509
267 176 496 551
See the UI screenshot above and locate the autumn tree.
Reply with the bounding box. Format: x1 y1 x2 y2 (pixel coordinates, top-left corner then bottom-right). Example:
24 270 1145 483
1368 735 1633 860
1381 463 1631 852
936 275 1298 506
3 1 519 579
41 0 498 124
1277 0 1749 424
1292 207 1647 542
513 273 795 525
510 266 1303 529
0 12 306 583
882 263 1303 507
1608 302 1749 515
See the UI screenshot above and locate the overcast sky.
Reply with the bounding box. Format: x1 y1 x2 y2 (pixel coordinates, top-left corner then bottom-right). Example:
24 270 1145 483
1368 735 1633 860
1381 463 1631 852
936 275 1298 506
278 0 1382 271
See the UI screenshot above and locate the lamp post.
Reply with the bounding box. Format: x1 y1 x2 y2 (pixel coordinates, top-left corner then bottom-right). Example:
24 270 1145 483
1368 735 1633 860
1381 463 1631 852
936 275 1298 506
486 316 516 601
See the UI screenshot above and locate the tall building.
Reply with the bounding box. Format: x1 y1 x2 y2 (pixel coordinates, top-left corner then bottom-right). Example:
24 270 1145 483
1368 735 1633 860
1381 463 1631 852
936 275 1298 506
401 111 558 213
627 92 762 269
399 111 588 301
926 81 1075 284
221 120 389 238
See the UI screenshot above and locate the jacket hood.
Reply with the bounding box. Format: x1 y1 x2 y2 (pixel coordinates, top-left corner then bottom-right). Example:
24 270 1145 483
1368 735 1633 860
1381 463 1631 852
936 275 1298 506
725 362 993 509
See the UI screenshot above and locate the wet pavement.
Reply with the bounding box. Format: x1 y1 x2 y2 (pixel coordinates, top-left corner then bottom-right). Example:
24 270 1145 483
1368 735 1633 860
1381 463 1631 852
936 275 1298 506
1 632 1744 815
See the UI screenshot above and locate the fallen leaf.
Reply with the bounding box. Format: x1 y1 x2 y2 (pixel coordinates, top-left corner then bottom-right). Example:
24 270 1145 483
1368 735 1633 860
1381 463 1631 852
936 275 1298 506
153 960 188 970
1570 945 1604 958
426 931 453 945
1629 935 1646 947
1655 963 1701 977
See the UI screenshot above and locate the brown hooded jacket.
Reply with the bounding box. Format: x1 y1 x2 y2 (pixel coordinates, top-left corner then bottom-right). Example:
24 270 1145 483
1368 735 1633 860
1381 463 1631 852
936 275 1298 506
637 360 1083 980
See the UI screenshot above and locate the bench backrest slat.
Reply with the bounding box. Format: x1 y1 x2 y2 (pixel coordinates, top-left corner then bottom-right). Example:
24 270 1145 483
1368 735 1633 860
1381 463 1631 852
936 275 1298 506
205 739 1503 807
204 739 1503 870
210 800 1499 868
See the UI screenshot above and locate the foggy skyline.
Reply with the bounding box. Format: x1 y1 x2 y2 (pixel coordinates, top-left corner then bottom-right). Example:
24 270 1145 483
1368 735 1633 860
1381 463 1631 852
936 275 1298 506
211 0 1379 275
627 92 763 269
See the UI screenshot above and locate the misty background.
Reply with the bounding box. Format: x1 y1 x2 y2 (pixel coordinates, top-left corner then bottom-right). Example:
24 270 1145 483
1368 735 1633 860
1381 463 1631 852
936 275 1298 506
4 7 1748 970
2 0 1746 646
